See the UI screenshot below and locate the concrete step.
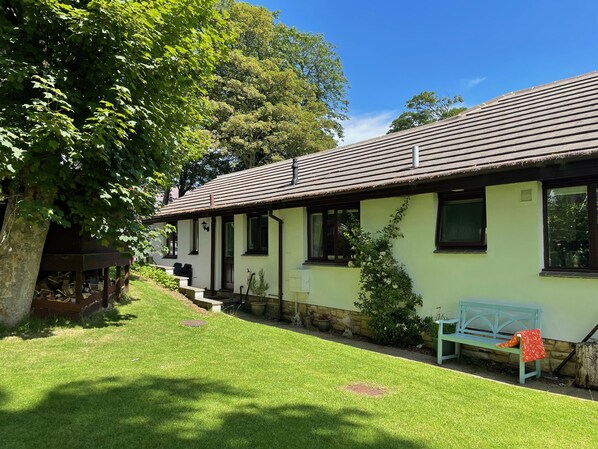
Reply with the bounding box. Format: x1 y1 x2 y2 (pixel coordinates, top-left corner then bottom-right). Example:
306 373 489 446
192 298 223 313
171 275 189 288
179 285 205 301
151 264 175 275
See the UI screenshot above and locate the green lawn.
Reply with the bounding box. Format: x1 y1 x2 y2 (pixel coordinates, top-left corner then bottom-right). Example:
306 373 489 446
1 280 596 449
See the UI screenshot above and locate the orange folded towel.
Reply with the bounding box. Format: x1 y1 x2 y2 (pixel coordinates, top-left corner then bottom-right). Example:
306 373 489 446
496 329 546 362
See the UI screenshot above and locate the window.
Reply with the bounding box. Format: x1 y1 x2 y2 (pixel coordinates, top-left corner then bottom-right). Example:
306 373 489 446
190 219 199 254
436 191 486 249
165 221 178 258
308 205 359 262
247 213 268 254
544 181 598 270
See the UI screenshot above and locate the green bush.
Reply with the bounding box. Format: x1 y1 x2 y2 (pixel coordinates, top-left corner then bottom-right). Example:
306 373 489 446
132 264 179 291
343 198 427 347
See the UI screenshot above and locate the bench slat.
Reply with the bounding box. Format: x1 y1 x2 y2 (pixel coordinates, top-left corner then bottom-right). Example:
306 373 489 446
441 333 521 354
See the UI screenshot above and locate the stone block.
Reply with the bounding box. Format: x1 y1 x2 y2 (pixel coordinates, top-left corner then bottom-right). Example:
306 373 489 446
554 340 573 352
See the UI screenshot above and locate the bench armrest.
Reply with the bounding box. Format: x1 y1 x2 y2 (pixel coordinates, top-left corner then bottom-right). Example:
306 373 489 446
435 318 459 325
436 318 459 337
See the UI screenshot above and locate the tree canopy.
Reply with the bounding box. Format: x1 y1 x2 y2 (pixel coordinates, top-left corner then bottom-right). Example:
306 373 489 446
387 91 467 134
174 1 349 196
0 0 228 325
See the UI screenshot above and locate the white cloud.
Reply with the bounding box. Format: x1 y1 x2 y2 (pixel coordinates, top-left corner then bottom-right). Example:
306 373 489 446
339 110 398 145
464 77 487 89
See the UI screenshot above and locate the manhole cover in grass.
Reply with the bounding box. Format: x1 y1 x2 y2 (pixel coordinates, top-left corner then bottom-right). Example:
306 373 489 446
343 383 387 397
180 320 207 327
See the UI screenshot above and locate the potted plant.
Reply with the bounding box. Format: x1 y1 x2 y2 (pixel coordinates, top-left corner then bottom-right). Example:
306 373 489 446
248 269 269 316
312 313 332 332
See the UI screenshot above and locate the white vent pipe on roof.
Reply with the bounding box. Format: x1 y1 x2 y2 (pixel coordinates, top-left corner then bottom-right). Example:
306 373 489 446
291 158 299 185
412 145 420 168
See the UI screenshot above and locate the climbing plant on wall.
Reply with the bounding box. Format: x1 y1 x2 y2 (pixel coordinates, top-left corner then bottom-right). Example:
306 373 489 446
344 198 427 346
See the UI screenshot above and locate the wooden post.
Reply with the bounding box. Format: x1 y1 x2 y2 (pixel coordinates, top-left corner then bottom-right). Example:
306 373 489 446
102 267 110 307
124 264 130 293
116 265 122 300
75 271 84 304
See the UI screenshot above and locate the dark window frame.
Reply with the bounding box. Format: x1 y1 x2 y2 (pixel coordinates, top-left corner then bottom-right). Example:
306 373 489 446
543 179 598 272
436 190 487 249
165 221 178 258
307 204 360 263
189 218 199 255
246 212 269 255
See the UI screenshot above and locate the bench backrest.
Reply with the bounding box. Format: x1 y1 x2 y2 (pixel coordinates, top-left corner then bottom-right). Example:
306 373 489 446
456 300 542 341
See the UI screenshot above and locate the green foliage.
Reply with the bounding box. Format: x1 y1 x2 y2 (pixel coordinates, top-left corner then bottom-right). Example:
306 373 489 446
176 1 349 193
272 24 349 133
387 91 467 134
177 149 236 197
248 268 269 301
344 199 427 346
0 0 229 252
132 265 179 291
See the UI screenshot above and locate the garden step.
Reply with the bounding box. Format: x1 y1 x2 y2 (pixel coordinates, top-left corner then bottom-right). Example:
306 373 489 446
171 275 189 288
192 298 223 313
179 285 205 301
150 264 175 275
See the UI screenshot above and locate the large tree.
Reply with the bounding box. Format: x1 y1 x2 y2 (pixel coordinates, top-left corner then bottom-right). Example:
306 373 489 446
0 0 227 325
387 91 467 134
173 1 348 197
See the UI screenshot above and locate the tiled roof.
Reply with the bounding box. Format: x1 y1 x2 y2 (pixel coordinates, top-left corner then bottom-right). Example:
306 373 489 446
154 71 598 219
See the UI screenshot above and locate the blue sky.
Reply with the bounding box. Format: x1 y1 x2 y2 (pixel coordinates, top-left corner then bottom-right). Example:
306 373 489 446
253 0 598 144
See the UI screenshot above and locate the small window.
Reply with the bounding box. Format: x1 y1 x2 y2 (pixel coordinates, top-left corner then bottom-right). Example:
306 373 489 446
247 213 268 254
544 181 597 270
436 191 486 249
190 219 199 255
165 221 178 258
308 205 359 262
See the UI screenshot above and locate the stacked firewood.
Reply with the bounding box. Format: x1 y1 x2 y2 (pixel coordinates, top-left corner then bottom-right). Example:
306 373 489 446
34 272 98 303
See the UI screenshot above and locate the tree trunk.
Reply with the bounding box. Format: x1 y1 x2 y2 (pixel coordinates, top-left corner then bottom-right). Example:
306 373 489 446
162 188 171 205
0 187 54 326
576 342 598 390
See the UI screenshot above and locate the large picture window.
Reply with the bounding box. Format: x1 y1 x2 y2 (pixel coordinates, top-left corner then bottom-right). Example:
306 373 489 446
436 191 486 249
165 221 178 258
544 181 598 270
247 212 268 254
308 205 359 262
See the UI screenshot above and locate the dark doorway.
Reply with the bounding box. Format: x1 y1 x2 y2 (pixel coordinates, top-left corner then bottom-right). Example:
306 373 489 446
222 216 234 290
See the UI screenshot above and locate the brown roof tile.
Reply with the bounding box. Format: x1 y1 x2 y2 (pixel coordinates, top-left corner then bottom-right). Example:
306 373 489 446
153 71 598 219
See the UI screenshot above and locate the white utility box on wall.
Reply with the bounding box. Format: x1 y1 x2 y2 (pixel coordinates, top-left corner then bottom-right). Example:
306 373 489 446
289 269 310 293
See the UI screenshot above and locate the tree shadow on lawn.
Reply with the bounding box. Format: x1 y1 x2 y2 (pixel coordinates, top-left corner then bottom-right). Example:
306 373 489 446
0 377 427 449
0 308 137 341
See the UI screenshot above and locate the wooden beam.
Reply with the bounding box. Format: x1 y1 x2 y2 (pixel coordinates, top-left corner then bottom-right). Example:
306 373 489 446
116 266 122 300
103 267 110 307
124 264 130 293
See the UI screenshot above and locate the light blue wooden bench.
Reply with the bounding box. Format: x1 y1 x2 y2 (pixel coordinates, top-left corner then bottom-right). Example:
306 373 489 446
436 300 543 384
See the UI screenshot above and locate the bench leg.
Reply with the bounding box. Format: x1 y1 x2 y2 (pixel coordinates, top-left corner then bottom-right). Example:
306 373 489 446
535 359 541 378
455 342 461 360
519 353 526 385
437 336 443 365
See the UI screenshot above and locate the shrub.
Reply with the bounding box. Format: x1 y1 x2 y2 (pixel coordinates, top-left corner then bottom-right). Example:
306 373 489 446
343 198 427 346
132 264 179 291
